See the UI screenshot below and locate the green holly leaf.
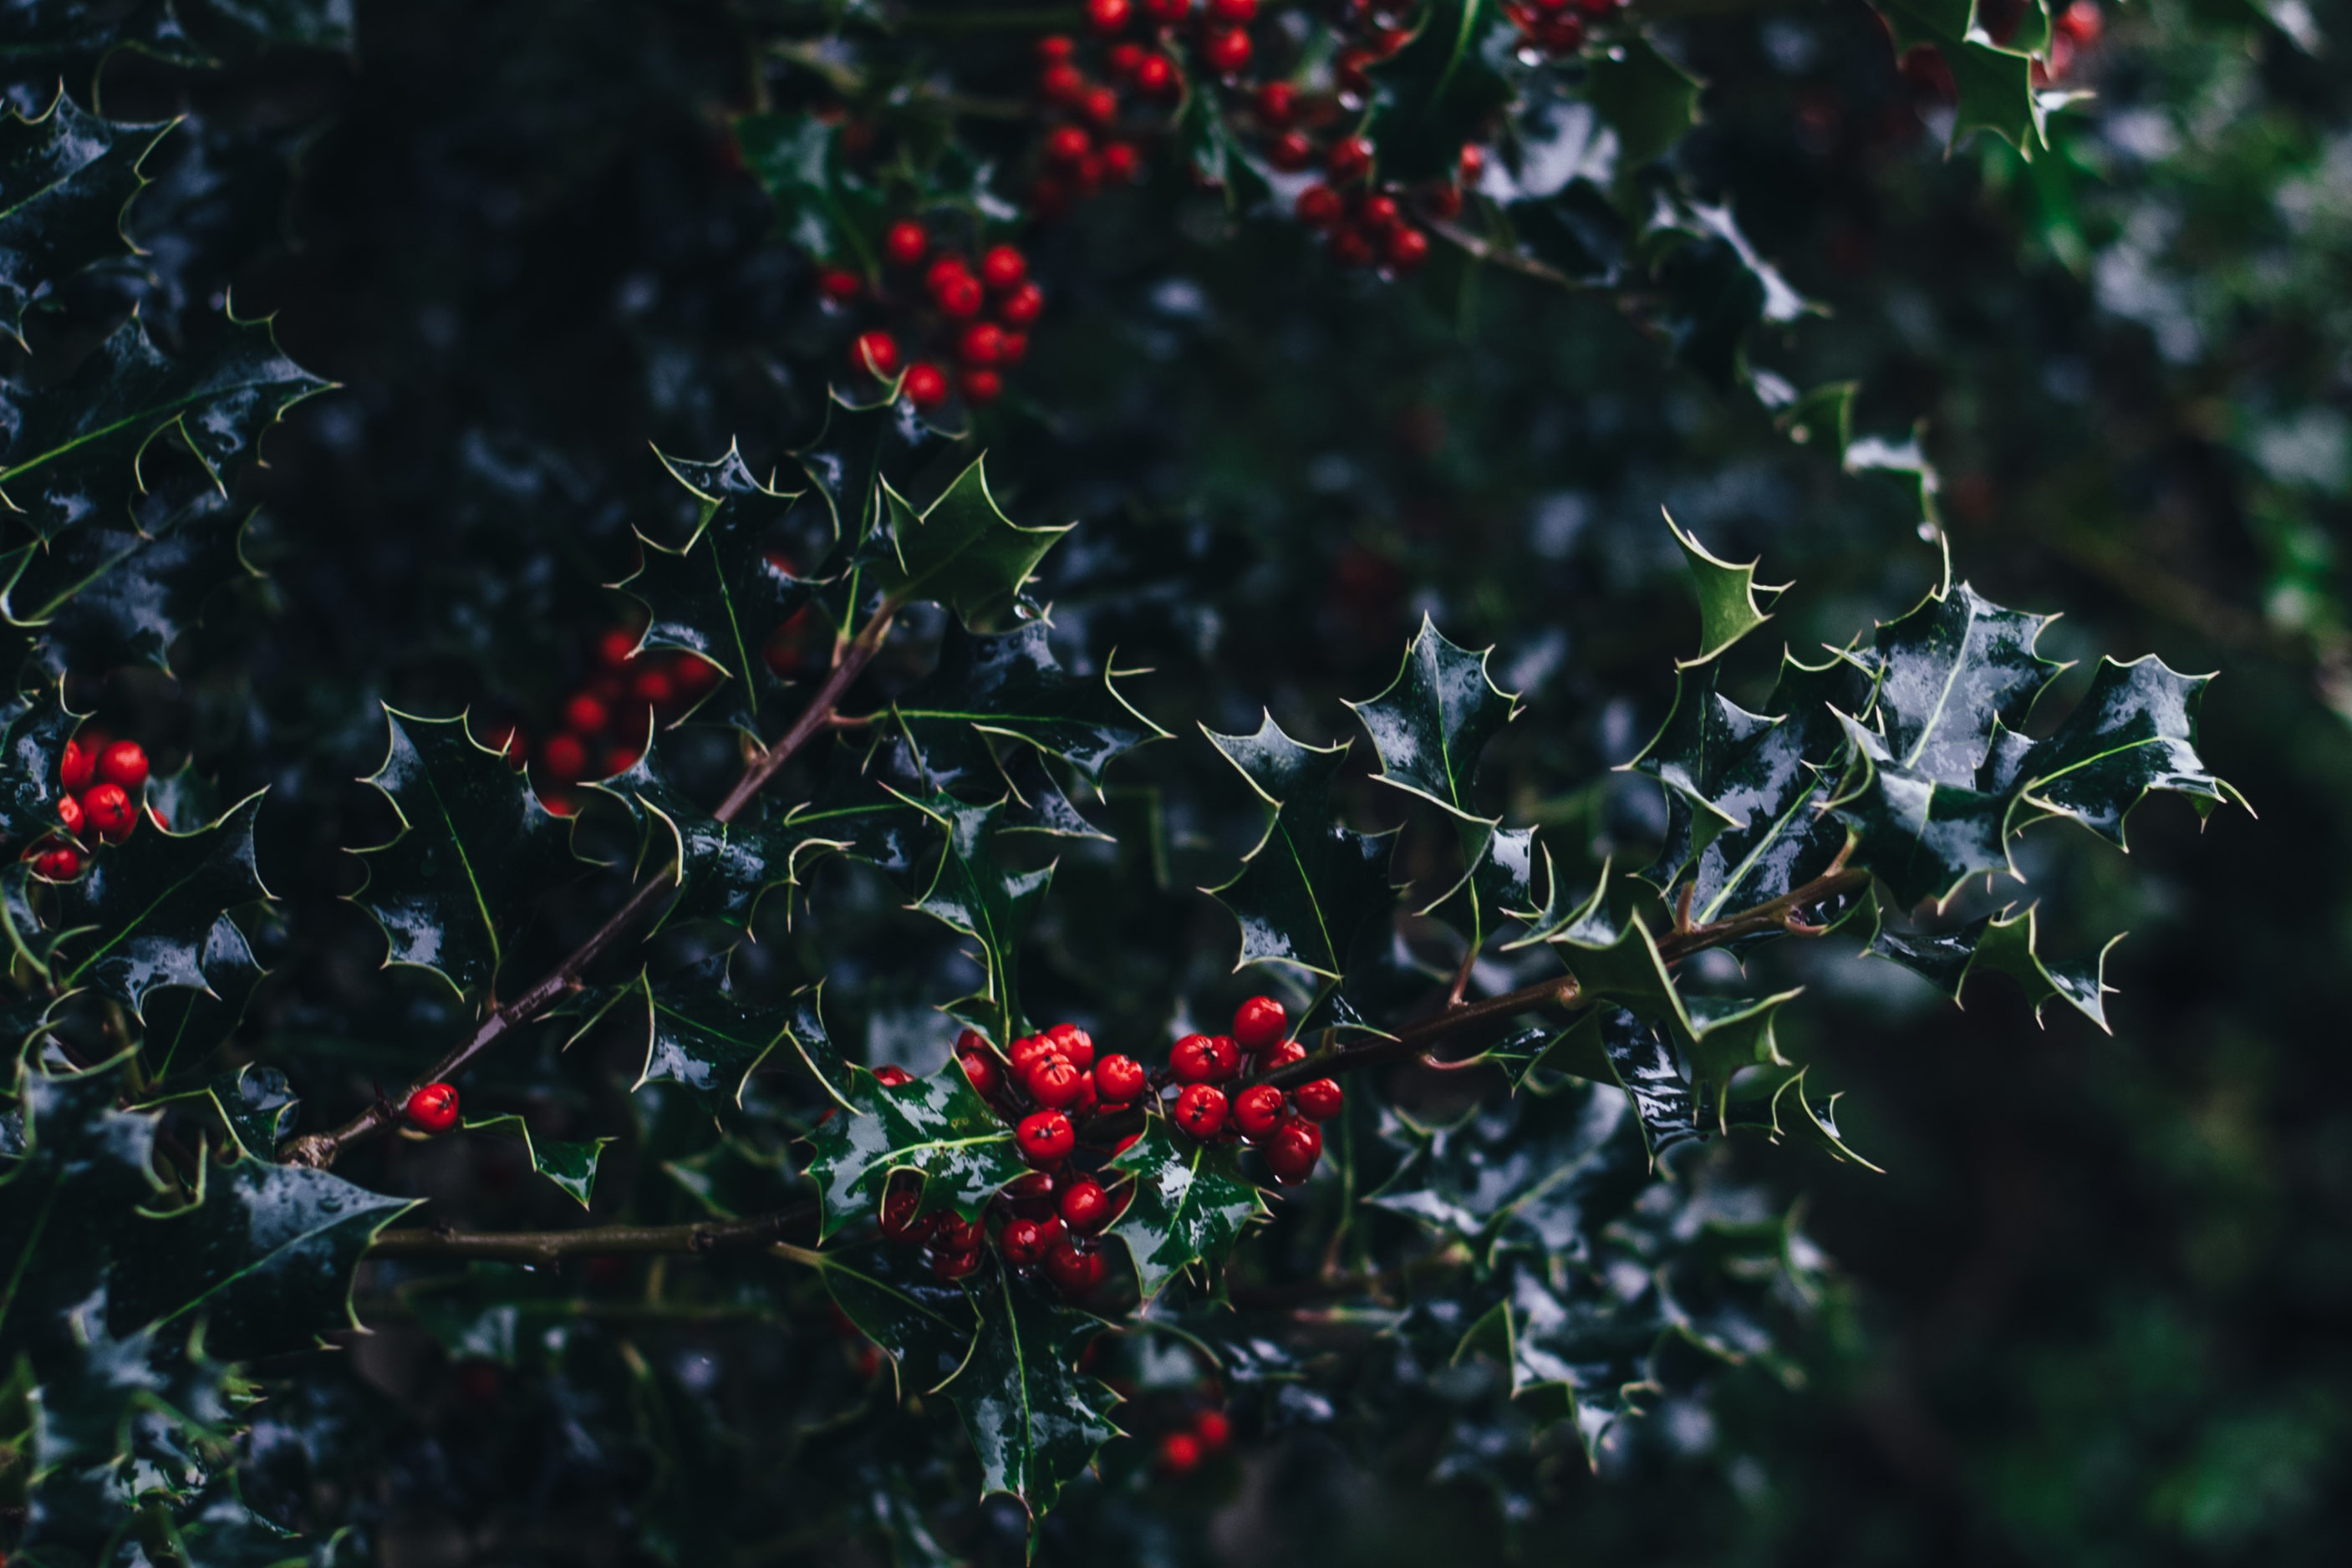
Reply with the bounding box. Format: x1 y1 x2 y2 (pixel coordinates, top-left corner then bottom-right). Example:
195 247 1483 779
136 909 267 1083
458 1112 608 1207
1203 714 1397 980
1874 0 2044 152
1586 33 1702 173
589 740 848 934
1347 614 1521 823
892 621 1166 793
0 91 165 346
349 709 575 1000
941 1270 1122 1519
1423 822 1540 949
1665 517 1786 669
0 2 206 104
1988 654 2246 845
1367 0 1515 184
1369 1082 1647 1264
799 1240 978 1397
1640 196 1815 388
589 951 791 1108
55 791 269 1017
201 1061 296 1158
871 457 1072 630
1455 1258 1664 1461
900 793 1054 1048
0 311 331 541
779 982 858 1111
3 483 257 675
1871 901 2118 1030
802 1062 1026 1240
784 738 938 876
793 381 940 550
734 113 884 272
0 682 77 846
662 1133 807 1219
621 445 825 736
1106 1119 1265 1303
1859 577 2063 787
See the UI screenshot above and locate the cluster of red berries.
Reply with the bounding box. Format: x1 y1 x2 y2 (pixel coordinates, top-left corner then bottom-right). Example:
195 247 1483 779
1157 1404 1234 1476
821 227 1045 414
404 1079 461 1133
481 624 720 817
1029 19 1174 217
23 733 154 881
1500 0 1627 59
1158 995 1339 1183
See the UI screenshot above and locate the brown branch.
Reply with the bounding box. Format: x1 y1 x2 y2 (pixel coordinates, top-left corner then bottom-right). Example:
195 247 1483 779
367 1204 818 1264
1246 861 1871 1092
283 612 896 1170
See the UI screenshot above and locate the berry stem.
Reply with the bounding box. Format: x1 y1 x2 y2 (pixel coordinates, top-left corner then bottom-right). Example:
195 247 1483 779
367 1204 819 1263
283 608 898 1169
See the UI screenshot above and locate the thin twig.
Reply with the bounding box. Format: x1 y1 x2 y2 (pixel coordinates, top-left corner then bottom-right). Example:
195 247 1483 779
367 1204 818 1264
283 612 896 1169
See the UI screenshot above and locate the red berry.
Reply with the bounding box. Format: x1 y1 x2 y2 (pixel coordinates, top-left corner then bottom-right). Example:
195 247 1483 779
2059 0 2102 45
999 1216 1054 1265
1423 181 1464 221
1039 61 1086 104
1046 125 1092 167
817 267 861 303
1194 1409 1232 1450
1328 135 1373 183
958 323 1004 367
1036 33 1077 60
1143 0 1189 18
980 245 1027 293
632 668 675 707
59 738 96 792
597 628 639 668
602 744 641 777
934 271 985 318
1083 85 1120 127
883 221 929 267
1232 995 1287 1052
672 654 719 696
1017 1109 1077 1166
1329 226 1376 267
1265 1118 1321 1183
1209 0 1256 21
1108 41 1145 76
1384 225 1430 272
1336 48 1374 94
1232 1082 1286 1140
542 733 588 781
1043 1236 1102 1295
1159 1431 1202 1474
405 1082 461 1133
1535 16 1584 53
1459 144 1486 183
1296 184 1342 226
1086 0 1133 30
1133 52 1176 98
1000 282 1046 325
1101 141 1140 184
1260 1038 1306 1069
32 845 81 880
956 1028 991 1055
83 783 135 843
1256 80 1296 125
874 1065 914 1087
1173 1082 1228 1138
1358 192 1401 230
563 694 608 735
932 1247 985 1282
1269 130 1313 171
1046 1022 1096 1071
1202 27 1251 76
934 1213 985 1253
1009 1034 1057 1071
57 792 84 835
852 330 900 377
1204 1035 1242 1081
1169 1033 1219 1082
1058 1178 1112 1235
1026 1054 1086 1109
1294 1078 1344 1121
959 1050 1002 1097
98 741 147 792
903 363 949 410
1002 1169 1059 1214
879 1188 926 1243
1094 1053 1148 1102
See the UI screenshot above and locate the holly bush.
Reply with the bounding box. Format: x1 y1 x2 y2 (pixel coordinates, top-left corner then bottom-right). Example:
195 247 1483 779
1 0 2339 1563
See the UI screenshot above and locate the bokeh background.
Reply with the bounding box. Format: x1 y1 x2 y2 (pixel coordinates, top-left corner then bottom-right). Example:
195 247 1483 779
57 0 2352 1560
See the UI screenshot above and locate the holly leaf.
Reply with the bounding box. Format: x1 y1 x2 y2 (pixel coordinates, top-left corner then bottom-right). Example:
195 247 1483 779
201 1061 295 1158
1423 822 1540 949
1106 1119 1265 1303
591 951 790 1108
0 311 330 541
870 457 1072 630
900 793 1054 1048
1871 901 2118 1030
1202 714 1397 980
801 1240 978 1397
793 381 939 550
1586 33 1702 173
941 1270 1122 1520
1873 0 2044 152
56 791 269 1017
0 92 166 346
620 445 824 735
663 1133 807 1220
1367 0 1515 184
1664 517 1786 669
0 682 76 845
461 1112 609 1207
1988 654 2246 845
349 709 575 1000
1368 1082 1646 1265
1347 614 1521 823
734 114 886 273
892 621 1166 792
3 482 257 675
589 741 848 934
1455 1258 1665 1461
1858 577 2064 787
802 1062 1027 1239
783 738 937 876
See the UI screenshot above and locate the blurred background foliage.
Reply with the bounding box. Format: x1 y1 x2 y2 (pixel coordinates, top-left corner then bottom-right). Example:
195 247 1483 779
28 0 2350 1560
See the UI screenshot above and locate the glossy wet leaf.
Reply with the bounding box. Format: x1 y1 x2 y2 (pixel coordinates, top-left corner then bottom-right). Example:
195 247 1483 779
801 1240 977 1397
1423 822 1540 948
461 1112 609 1207
1664 517 1786 669
891 620 1165 792
620 445 824 735
590 739 848 934
900 793 1054 1049
1107 1119 1265 1303
0 682 76 846
1369 1083 1645 1265
1203 714 1397 980
871 457 1072 631
1455 1258 1666 1461
138 914 266 1082
1347 614 1520 823
0 312 330 541
57 791 269 1017
3 484 258 675
778 981 857 1111
0 91 165 345
802 1062 1026 1239
783 737 936 876
203 1061 297 1159
349 709 575 999
941 1270 1122 1518
1988 654 2243 845
792 380 939 549
1871 901 2117 1029
593 950 791 1108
